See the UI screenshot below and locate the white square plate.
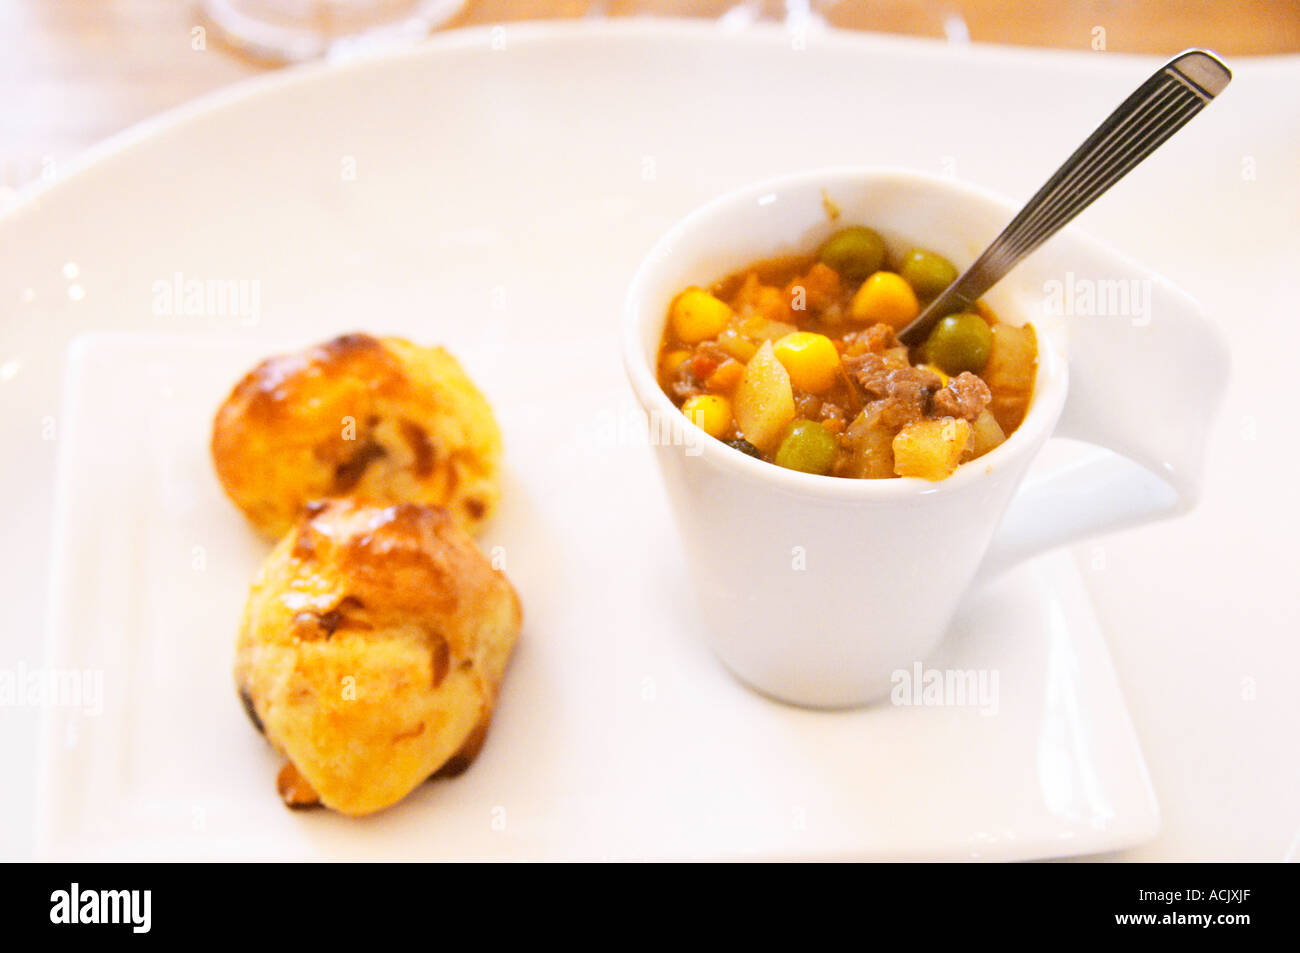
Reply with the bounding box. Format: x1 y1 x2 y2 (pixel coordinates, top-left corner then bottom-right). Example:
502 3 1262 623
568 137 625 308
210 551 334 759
36 333 1158 860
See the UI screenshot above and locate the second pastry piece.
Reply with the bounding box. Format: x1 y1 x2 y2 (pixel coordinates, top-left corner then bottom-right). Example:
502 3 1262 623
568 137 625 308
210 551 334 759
237 499 523 815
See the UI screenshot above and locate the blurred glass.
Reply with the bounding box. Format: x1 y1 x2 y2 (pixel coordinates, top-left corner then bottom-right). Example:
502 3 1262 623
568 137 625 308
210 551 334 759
200 0 467 61
199 0 1300 62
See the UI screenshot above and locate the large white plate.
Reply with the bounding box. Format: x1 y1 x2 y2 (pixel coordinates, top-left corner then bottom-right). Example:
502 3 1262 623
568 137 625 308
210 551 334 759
37 333 1157 860
4 21 1297 861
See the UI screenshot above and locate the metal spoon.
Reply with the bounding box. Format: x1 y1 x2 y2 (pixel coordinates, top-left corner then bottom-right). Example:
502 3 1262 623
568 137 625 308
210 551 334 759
897 48 1231 346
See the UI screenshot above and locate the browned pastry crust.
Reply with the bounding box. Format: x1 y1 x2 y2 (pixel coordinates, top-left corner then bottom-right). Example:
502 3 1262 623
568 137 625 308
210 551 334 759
235 499 522 816
212 333 501 539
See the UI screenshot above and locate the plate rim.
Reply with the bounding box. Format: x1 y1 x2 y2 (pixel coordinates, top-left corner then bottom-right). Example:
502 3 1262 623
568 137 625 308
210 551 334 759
0 18 1192 228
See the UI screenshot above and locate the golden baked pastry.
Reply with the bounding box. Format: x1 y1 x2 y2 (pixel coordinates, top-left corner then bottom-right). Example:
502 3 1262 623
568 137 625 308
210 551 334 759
212 333 501 538
235 499 522 815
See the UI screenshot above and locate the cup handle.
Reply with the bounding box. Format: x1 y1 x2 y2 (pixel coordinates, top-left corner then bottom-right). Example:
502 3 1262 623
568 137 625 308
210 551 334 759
976 283 1229 583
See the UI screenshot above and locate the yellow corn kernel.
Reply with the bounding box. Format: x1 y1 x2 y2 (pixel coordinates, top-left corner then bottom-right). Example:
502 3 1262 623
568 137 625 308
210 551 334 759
917 363 951 386
707 359 744 393
671 287 733 343
772 331 841 394
682 394 732 440
661 348 691 378
850 271 919 329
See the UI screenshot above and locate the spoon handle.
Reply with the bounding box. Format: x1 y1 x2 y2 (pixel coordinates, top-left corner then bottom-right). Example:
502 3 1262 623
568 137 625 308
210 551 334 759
898 49 1231 346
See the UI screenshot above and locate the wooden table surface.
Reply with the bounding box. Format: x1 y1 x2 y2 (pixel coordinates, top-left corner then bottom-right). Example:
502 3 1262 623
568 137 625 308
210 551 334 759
3 0 1298 193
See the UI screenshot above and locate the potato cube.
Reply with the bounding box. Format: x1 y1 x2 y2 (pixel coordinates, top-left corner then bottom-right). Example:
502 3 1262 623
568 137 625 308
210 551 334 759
983 322 1037 432
965 408 1006 461
837 410 895 479
892 417 972 481
733 341 796 453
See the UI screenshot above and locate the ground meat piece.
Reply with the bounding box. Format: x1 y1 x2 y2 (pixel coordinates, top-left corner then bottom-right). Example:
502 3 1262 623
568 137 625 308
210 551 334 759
844 352 943 428
687 342 728 379
794 391 822 419
786 262 842 313
931 372 992 422
669 342 728 401
840 323 899 357
670 376 705 401
818 400 846 424
862 397 919 430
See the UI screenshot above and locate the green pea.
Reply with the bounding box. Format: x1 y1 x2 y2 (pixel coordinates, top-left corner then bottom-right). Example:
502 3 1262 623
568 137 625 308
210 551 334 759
899 248 958 299
774 420 839 475
923 312 993 375
817 227 886 281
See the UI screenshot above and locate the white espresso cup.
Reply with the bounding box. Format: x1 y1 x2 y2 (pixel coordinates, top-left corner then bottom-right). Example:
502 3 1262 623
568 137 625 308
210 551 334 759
624 168 1228 708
